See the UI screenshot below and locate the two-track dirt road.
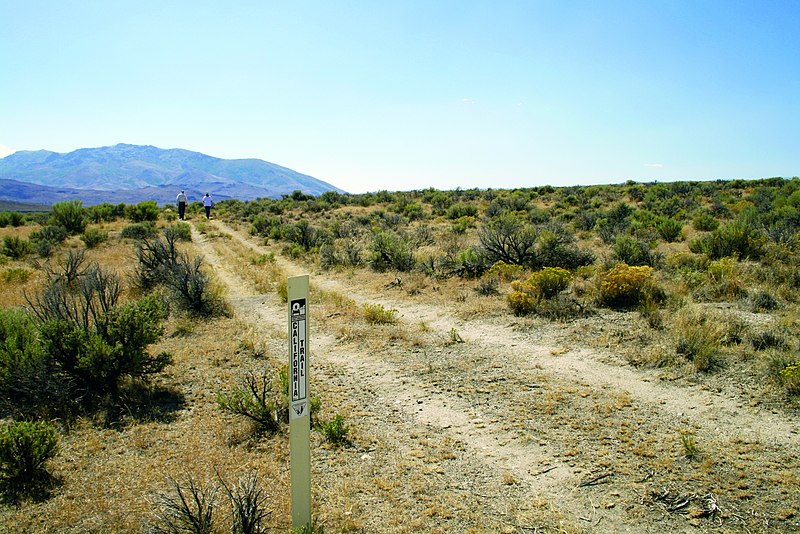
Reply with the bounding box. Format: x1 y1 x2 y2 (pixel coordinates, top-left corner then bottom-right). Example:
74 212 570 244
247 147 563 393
191 219 800 533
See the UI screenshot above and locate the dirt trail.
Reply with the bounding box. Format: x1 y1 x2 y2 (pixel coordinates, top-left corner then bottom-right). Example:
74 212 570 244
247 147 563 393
210 220 799 449
194 221 799 532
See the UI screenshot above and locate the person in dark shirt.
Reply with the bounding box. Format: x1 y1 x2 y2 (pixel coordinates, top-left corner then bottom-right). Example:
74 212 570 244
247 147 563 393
176 190 188 220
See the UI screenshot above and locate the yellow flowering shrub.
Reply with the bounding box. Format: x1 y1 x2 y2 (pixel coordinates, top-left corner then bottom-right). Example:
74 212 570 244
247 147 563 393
507 267 572 315
528 267 572 298
507 286 536 316
780 360 800 395
598 263 654 307
486 260 524 282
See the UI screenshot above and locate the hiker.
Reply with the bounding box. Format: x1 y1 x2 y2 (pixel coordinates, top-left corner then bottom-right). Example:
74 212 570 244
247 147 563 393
202 192 214 219
176 190 188 220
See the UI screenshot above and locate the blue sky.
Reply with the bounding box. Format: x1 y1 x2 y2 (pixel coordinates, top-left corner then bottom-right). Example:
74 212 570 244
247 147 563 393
1 1 798 193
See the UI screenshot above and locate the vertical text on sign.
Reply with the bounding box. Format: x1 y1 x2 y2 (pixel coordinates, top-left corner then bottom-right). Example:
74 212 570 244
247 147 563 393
290 298 307 403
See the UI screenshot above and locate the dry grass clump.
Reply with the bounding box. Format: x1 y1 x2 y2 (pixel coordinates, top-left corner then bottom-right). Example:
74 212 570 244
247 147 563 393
249 252 283 293
679 430 702 461
315 288 358 316
236 323 268 359
701 257 749 301
362 302 398 324
0 264 41 307
673 306 726 372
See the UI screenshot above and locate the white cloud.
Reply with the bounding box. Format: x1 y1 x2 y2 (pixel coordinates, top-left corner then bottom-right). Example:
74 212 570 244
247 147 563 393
644 163 664 168
461 97 476 105
0 144 15 158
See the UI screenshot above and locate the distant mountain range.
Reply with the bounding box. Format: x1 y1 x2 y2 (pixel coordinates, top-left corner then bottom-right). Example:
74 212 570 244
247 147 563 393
0 144 346 206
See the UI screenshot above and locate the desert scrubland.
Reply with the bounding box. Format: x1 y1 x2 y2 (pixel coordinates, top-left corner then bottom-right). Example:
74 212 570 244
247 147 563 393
1 179 799 533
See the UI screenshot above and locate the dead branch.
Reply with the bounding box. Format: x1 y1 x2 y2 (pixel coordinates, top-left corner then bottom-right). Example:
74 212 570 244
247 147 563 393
636 468 655 483
578 471 614 487
384 277 402 289
530 465 558 477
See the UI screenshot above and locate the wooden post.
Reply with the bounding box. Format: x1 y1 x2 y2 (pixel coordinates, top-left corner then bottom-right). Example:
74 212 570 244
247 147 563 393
288 275 311 529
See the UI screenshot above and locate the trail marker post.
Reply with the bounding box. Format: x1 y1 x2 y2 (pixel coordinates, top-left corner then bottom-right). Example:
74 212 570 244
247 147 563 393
288 275 311 529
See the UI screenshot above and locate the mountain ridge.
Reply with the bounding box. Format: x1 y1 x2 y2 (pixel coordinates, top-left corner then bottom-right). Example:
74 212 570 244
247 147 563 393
0 144 345 205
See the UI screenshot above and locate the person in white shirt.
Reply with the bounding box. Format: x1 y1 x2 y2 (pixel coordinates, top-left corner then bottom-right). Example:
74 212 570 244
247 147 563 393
202 193 214 219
